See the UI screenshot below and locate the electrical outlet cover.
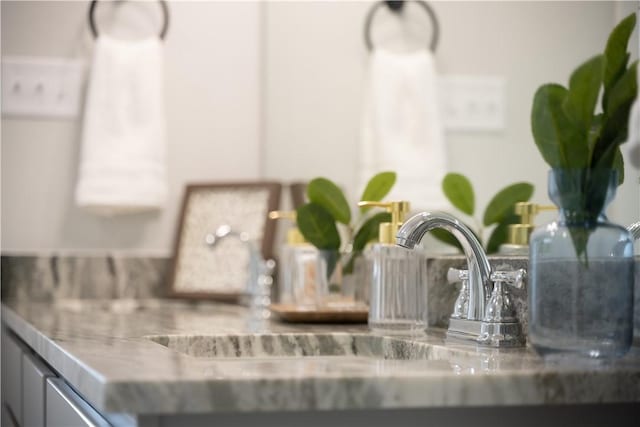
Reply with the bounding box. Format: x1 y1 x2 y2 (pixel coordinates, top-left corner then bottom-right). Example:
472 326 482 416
1 56 86 119
439 75 505 131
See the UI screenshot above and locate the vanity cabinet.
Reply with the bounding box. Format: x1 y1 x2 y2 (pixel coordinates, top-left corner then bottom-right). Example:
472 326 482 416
46 378 110 427
1 404 18 427
2 328 24 426
22 350 55 427
2 327 109 427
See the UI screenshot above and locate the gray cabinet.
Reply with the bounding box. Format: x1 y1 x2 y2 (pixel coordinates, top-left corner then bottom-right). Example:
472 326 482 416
2 403 19 427
46 378 110 427
22 351 55 427
1 329 24 426
2 326 112 427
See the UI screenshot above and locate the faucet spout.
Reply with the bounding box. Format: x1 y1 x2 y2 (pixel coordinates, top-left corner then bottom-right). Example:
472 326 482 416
628 221 640 240
397 212 492 320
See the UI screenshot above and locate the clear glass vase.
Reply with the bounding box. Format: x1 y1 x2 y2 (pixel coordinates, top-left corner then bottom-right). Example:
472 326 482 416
528 169 635 359
315 250 367 309
315 249 343 307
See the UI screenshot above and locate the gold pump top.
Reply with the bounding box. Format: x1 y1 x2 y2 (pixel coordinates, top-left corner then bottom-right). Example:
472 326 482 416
507 202 556 245
357 200 411 244
268 210 307 245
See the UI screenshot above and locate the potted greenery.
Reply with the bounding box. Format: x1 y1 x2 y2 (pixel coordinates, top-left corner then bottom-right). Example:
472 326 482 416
528 14 637 359
431 172 535 253
295 172 396 303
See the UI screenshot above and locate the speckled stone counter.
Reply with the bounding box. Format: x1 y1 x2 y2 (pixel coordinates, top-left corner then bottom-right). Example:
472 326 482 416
2 298 640 417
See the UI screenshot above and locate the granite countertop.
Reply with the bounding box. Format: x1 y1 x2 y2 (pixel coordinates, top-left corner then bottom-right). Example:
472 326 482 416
2 298 640 415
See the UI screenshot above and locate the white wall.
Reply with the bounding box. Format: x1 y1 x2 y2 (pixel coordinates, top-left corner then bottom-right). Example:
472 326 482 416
1 1 638 255
263 0 639 240
1 0 262 255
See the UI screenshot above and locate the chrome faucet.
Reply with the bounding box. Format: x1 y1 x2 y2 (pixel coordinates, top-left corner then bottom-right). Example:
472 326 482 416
397 212 491 320
397 212 526 347
628 221 640 240
205 225 275 320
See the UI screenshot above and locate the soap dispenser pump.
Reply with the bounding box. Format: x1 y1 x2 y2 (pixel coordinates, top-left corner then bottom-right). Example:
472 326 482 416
268 211 318 306
499 202 556 255
358 200 427 334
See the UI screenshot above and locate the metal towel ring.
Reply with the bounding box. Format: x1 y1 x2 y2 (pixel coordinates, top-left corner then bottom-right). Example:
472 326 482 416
364 0 439 52
88 0 170 40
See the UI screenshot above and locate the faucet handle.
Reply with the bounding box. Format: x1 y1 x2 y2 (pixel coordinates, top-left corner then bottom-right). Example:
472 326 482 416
447 268 470 319
477 268 527 346
483 269 527 323
490 269 526 290
447 267 468 284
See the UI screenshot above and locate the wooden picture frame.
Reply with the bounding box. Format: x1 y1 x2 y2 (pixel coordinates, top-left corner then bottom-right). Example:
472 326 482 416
290 182 307 209
168 181 282 300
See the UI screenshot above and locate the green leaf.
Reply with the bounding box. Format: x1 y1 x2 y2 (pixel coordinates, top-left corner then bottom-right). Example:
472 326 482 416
531 84 587 168
570 227 591 263
613 149 625 185
296 203 341 250
588 113 603 155
592 62 638 172
563 55 602 131
342 251 359 276
592 140 628 186
603 13 636 104
320 249 340 286
306 178 351 224
485 214 520 254
430 229 463 252
359 171 397 213
483 182 534 226
352 212 392 251
442 173 475 215
606 60 638 117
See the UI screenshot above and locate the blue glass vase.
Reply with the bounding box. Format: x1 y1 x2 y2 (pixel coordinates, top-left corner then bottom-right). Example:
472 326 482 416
528 169 634 359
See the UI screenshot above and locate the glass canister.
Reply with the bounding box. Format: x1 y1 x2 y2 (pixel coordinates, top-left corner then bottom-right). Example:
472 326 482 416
528 169 634 359
357 200 428 334
366 243 427 333
314 249 342 306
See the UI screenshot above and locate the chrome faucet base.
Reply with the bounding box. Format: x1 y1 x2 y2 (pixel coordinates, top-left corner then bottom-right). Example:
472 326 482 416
477 321 525 348
446 318 483 342
446 318 525 348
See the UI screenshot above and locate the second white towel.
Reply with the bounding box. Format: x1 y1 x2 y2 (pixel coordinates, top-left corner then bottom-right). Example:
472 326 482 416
359 49 448 211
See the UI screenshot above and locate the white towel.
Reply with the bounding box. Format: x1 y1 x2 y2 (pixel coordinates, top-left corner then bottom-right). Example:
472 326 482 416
75 35 167 215
359 49 448 211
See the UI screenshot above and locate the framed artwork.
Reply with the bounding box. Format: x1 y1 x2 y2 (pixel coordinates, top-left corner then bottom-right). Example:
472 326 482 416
168 181 282 300
289 182 307 209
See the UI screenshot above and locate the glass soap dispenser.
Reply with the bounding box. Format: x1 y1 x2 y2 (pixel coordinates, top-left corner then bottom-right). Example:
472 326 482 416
358 201 427 334
268 211 318 306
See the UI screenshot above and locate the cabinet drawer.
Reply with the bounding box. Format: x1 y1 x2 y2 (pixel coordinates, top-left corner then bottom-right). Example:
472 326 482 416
2 329 24 425
22 351 56 427
2 403 19 427
46 378 110 427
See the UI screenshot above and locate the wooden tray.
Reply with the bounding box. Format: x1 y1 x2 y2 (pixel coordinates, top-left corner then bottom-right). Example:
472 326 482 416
270 303 368 323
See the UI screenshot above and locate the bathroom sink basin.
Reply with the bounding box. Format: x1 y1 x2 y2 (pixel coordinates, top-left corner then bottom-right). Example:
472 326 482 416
146 333 442 360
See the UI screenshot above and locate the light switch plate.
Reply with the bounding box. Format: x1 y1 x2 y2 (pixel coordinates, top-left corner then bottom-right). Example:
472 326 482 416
2 56 86 119
439 75 505 131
